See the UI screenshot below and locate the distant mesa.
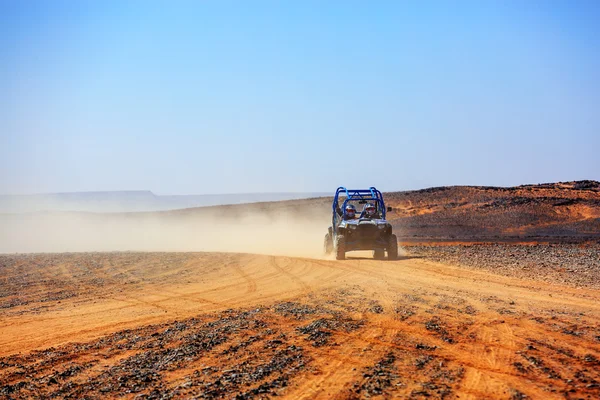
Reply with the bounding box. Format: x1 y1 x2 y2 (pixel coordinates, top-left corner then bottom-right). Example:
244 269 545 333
0 191 330 213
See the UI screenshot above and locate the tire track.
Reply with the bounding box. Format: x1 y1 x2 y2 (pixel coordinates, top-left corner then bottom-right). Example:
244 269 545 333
268 256 312 293
231 263 257 294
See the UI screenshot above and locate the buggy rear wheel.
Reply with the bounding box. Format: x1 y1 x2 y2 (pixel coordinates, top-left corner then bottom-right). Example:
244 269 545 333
324 233 333 255
373 249 385 260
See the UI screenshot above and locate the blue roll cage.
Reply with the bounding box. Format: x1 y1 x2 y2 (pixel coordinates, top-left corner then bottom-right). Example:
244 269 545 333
332 187 387 234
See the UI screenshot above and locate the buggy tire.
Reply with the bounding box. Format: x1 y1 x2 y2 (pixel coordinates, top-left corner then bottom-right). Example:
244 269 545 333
335 235 346 260
373 249 385 260
387 234 398 260
324 232 333 255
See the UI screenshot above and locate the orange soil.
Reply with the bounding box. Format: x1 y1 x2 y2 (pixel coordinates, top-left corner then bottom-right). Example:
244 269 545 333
1 253 599 398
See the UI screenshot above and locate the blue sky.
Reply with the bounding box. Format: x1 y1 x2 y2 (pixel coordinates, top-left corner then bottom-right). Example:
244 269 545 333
1 1 599 195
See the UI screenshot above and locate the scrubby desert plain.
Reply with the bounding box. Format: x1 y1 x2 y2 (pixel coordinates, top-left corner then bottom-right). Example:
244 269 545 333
1 181 599 399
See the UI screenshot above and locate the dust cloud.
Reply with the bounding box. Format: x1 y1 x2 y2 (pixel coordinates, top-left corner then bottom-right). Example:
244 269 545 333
0 208 331 258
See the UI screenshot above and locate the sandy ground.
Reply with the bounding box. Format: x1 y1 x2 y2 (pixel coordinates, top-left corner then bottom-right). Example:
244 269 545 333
1 252 600 399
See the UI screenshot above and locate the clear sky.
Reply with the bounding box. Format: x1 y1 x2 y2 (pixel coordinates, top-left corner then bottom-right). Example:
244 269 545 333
1 0 599 195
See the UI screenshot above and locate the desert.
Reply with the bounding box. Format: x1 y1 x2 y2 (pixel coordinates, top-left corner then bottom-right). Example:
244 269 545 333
1 182 599 399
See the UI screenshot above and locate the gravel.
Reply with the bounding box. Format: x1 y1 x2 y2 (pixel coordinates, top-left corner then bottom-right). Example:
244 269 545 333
407 243 600 289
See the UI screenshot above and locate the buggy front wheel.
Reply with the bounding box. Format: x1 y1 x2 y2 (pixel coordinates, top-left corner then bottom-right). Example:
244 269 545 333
387 234 398 260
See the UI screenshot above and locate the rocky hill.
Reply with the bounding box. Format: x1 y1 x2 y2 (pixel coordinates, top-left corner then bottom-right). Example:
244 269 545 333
167 180 600 243
384 180 600 242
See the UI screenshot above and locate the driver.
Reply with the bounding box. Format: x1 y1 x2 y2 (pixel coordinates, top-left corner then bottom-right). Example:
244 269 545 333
362 203 380 219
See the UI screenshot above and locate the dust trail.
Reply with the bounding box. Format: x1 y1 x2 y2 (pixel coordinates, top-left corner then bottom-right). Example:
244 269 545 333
0 208 331 258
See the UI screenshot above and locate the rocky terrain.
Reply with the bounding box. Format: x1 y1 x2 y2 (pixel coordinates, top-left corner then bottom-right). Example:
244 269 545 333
407 243 600 290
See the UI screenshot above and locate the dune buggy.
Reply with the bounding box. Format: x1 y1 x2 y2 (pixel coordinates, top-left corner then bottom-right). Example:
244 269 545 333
323 187 398 260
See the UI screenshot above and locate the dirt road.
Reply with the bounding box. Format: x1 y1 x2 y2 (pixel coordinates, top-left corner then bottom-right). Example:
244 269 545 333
1 252 599 398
